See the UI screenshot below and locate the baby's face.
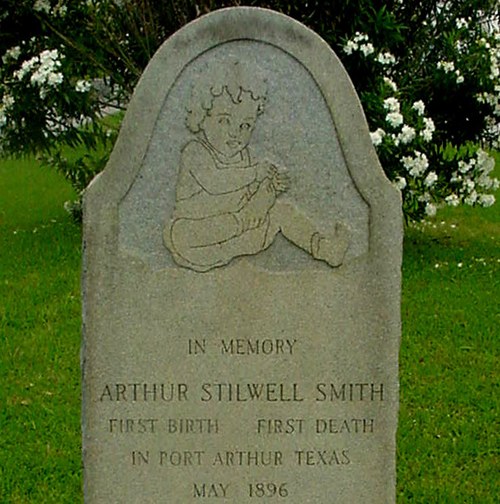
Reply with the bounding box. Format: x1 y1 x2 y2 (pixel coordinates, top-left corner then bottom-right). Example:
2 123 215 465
202 90 260 159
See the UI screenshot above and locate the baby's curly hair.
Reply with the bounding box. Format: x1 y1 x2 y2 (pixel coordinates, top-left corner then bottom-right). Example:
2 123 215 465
186 61 267 133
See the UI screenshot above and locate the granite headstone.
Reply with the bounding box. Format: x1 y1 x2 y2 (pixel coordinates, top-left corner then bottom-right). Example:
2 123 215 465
82 7 402 503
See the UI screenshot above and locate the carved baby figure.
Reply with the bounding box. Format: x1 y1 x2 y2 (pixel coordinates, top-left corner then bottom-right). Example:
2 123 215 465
164 62 349 271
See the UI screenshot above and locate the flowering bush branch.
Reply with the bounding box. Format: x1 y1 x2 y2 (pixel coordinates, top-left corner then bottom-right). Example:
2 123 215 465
341 4 499 220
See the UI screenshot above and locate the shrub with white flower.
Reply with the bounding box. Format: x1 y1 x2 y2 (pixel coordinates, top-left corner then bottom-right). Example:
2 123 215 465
341 5 499 221
0 0 498 222
0 0 128 216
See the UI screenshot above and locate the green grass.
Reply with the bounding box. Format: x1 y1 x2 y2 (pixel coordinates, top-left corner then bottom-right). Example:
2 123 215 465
0 155 498 503
0 158 82 503
399 154 500 502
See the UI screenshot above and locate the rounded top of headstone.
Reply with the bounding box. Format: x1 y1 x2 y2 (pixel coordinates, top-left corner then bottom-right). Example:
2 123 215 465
85 6 401 272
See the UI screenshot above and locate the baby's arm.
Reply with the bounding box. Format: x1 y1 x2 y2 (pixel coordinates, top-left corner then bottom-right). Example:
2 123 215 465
184 142 257 194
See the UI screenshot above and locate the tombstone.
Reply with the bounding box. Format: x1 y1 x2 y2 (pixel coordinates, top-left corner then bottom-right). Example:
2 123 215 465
82 7 402 503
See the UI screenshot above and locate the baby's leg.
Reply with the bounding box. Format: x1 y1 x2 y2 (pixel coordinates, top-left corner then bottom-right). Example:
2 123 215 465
268 200 349 267
167 213 271 271
171 213 240 248
167 213 239 269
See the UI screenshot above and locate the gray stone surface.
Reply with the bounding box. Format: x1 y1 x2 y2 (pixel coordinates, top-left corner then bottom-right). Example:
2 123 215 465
82 7 402 503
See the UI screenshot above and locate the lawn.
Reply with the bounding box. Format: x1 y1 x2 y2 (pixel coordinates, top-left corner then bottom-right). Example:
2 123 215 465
0 159 81 503
0 155 498 503
400 202 499 500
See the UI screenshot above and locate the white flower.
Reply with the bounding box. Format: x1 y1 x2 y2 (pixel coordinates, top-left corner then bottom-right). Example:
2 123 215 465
476 149 495 174
464 190 478 205
394 176 407 190
31 70 45 86
344 33 369 55
402 151 429 177
9 46 21 59
477 173 496 189
18 48 64 97
412 100 426 115
455 70 464 84
46 72 63 87
56 5 67 16
343 40 358 55
2 94 15 109
424 171 438 187
398 125 416 145
15 56 39 80
490 63 499 80
383 97 400 113
0 107 7 128
383 77 397 92
2 45 21 64
39 49 61 64
445 194 460 207
360 43 375 56
370 128 386 146
458 160 471 174
34 0 51 13
455 40 467 53
425 203 437 217
75 79 92 93
421 117 435 141
423 127 435 139
478 91 497 108
353 32 369 43
377 52 396 66
437 60 455 73
479 194 495 207
456 18 468 29
418 192 431 203
386 111 404 128
463 178 475 192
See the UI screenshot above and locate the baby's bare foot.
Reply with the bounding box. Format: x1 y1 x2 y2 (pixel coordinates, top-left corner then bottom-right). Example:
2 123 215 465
311 222 350 267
